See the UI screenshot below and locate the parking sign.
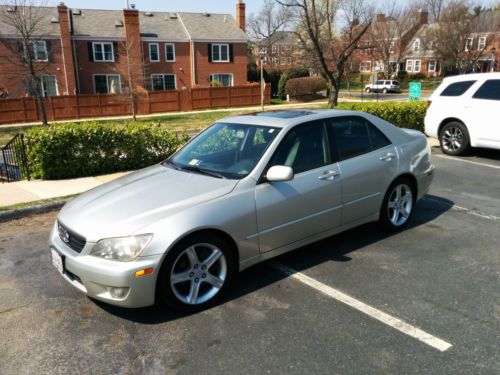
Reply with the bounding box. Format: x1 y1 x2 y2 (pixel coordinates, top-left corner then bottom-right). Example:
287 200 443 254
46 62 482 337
409 82 421 100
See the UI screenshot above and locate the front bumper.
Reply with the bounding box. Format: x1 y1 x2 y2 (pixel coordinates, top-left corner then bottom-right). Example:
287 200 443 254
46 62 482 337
49 224 163 308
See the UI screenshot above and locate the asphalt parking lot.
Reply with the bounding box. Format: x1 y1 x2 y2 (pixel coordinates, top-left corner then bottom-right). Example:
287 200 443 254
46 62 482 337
1 147 499 374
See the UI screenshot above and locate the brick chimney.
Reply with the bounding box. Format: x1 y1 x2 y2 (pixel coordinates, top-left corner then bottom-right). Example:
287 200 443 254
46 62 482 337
123 8 144 89
376 13 385 23
236 1 246 33
418 9 428 26
57 3 77 94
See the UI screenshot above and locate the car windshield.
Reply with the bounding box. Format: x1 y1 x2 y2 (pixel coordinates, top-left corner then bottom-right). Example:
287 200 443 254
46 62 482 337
166 123 281 179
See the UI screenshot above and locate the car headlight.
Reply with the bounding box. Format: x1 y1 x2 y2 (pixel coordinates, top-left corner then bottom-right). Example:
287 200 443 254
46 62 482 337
89 234 153 262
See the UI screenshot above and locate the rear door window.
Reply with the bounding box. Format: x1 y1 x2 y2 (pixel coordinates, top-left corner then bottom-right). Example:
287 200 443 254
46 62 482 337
472 79 500 101
440 80 476 96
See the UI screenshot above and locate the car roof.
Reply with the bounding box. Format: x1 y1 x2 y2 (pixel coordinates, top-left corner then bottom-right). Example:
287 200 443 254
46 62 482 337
441 72 500 83
219 109 366 128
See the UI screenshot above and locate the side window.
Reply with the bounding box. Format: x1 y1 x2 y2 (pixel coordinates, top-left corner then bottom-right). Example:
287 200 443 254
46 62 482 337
268 121 329 174
367 121 391 150
472 79 500 101
331 117 371 160
440 80 476 97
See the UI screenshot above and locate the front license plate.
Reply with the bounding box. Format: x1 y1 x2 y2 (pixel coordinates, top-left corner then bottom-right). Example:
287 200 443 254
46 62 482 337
51 248 64 274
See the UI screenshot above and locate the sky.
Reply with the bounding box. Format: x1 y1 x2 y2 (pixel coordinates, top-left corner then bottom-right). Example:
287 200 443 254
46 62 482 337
43 0 496 17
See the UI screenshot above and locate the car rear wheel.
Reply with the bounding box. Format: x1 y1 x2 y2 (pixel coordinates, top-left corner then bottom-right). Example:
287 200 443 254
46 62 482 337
439 121 470 156
379 178 415 231
157 233 235 311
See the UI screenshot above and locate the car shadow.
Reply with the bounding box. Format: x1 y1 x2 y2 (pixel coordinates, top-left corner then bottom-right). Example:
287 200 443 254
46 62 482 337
95 194 453 324
467 148 500 162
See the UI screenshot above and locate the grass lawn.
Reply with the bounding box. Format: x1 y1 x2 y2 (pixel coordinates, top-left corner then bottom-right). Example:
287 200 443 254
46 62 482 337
0 102 328 146
0 194 76 212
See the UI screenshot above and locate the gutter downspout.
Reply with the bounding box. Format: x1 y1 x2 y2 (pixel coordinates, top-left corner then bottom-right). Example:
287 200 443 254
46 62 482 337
178 13 196 86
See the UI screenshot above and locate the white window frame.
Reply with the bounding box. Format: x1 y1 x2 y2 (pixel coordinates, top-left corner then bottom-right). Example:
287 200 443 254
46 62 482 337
92 42 114 62
211 44 229 63
428 60 436 72
413 59 421 72
478 36 486 50
406 60 414 72
165 43 176 62
33 41 48 61
93 74 121 94
260 46 267 54
287 57 292 65
209 73 233 87
413 39 420 52
151 74 177 91
271 57 278 66
40 75 58 97
360 60 372 72
272 45 278 54
149 43 160 62
389 41 395 54
465 38 473 52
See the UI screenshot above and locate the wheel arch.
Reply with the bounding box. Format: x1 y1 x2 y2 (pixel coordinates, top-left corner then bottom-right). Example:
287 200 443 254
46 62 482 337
438 118 467 137
392 173 418 198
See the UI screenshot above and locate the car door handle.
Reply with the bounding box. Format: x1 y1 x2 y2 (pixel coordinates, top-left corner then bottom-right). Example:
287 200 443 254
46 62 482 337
380 153 394 161
318 170 339 181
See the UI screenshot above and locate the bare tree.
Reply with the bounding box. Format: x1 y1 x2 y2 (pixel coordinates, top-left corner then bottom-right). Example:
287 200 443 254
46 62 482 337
426 0 448 21
368 2 417 78
431 0 497 74
0 0 54 125
277 0 373 105
248 0 294 68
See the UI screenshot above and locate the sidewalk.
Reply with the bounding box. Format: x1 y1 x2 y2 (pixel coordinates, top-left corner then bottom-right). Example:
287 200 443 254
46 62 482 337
1 138 441 210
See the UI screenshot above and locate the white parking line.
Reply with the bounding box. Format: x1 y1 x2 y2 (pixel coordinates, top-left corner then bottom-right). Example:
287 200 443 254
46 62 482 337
273 263 453 352
423 197 500 222
434 154 500 170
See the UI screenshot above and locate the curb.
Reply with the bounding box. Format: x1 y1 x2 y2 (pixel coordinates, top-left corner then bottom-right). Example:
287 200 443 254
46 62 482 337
0 200 67 223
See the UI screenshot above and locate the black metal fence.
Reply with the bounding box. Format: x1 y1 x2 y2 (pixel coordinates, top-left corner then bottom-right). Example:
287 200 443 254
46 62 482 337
1 133 30 183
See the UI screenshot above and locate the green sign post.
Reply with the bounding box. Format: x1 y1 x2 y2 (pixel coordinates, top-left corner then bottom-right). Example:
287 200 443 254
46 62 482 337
409 82 421 101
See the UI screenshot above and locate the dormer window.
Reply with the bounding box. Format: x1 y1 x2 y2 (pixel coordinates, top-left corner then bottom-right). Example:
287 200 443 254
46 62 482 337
413 39 420 53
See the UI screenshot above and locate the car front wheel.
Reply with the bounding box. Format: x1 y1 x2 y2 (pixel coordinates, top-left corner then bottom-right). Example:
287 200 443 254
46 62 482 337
382 88 388 94
379 178 415 231
439 121 470 156
157 233 235 311
366 88 371 93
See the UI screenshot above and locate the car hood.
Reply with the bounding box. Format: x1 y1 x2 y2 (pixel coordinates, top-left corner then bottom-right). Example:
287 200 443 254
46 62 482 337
58 165 239 241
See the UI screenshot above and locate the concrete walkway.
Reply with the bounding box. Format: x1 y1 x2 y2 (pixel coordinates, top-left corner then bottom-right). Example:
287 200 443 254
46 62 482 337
1 138 441 209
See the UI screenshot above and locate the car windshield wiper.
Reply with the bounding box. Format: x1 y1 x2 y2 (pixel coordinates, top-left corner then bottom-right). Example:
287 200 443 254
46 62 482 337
179 165 226 179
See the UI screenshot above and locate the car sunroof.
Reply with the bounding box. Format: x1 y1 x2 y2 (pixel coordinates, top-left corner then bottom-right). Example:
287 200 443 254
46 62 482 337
250 110 315 119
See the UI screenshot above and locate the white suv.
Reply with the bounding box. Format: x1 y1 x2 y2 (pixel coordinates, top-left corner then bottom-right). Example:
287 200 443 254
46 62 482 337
365 80 401 94
425 72 500 155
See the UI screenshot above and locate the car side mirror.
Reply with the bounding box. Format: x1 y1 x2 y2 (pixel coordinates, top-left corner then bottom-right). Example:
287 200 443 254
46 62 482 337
266 165 294 182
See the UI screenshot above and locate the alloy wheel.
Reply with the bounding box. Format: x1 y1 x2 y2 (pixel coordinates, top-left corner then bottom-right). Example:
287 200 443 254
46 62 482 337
170 243 227 305
441 126 464 152
387 184 413 226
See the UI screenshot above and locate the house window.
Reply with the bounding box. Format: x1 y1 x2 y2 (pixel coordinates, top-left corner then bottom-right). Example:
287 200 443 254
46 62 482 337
465 38 473 51
280 57 287 65
272 45 278 54
428 60 436 72
478 37 486 50
149 43 159 62
212 44 229 62
360 60 372 72
260 46 267 54
271 57 278 66
406 60 413 72
287 57 292 65
389 41 395 54
40 76 58 97
414 60 421 72
285 44 292 52
165 43 175 62
93 42 114 62
33 41 48 61
210 73 233 87
430 40 436 50
151 74 176 91
413 39 420 52
94 74 121 93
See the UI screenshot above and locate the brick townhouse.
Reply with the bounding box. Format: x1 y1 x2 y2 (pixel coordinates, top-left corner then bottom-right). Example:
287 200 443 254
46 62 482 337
255 31 297 70
0 1 248 98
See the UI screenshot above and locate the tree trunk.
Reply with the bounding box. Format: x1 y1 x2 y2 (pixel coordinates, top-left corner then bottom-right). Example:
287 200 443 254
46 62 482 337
31 75 48 126
327 79 339 107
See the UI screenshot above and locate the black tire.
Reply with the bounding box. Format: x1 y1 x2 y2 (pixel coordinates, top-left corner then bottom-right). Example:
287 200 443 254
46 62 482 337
379 178 416 231
366 88 371 93
382 88 388 94
156 233 236 312
439 121 470 156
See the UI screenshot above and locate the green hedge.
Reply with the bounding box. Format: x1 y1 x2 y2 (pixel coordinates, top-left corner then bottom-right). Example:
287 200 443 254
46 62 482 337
24 123 189 180
333 101 427 132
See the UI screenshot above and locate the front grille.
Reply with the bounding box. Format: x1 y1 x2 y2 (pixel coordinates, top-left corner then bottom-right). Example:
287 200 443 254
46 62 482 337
58 221 86 253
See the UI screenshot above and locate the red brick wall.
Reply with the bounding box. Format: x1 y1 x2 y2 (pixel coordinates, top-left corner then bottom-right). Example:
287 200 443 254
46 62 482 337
142 41 192 90
0 38 68 97
194 42 247 87
74 40 131 94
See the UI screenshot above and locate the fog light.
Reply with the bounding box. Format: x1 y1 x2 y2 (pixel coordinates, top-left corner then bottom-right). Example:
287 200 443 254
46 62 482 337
135 268 154 277
109 287 129 299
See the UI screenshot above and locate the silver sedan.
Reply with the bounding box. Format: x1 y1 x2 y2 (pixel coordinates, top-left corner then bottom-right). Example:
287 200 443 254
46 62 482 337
50 110 434 310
